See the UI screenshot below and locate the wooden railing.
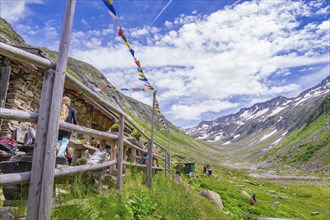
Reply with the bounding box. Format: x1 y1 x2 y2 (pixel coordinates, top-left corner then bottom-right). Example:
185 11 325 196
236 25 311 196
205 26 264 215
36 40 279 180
0 1 170 219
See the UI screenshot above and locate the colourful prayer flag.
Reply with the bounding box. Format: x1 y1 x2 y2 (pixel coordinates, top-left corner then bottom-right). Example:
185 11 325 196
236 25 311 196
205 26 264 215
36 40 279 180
139 73 145 77
137 67 143 73
103 0 117 16
118 27 124 36
129 49 135 57
139 78 148 82
135 60 141 68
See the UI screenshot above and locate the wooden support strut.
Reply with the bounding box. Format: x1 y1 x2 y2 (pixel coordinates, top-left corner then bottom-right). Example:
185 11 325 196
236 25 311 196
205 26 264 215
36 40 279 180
26 1 76 219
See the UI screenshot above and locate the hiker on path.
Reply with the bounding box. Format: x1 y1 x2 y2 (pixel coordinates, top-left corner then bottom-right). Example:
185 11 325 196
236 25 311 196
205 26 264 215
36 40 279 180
208 166 213 177
57 96 77 157
249 193 256 205
203 166 207 175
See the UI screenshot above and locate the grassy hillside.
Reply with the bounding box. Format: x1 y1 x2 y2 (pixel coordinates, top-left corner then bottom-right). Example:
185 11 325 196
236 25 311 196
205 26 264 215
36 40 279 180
48 167 330 220
261 95 330 173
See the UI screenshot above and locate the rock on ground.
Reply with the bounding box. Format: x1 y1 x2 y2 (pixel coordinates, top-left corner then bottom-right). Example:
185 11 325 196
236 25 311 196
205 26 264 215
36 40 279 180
199 190 224 210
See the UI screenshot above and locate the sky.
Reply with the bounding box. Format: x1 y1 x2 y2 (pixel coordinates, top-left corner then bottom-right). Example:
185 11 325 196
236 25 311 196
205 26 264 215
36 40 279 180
1 0 329 128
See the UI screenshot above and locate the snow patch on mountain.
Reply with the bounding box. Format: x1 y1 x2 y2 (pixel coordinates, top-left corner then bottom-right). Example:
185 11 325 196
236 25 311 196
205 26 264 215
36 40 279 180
260 130 277 141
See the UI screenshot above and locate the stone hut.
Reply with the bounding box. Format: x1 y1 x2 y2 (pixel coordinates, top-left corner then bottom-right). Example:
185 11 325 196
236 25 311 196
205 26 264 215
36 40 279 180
0 47 119 139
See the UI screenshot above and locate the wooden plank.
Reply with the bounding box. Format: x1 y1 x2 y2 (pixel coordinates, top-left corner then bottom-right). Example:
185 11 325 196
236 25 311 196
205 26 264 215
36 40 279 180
116 115 124 191
27 1 76 219
0 42 55 69
146 91 157 188
0 160 117 186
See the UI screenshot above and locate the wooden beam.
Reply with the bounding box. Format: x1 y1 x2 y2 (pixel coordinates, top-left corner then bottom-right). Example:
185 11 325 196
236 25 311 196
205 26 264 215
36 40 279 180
60 121 118 140
0 107 38 122
27 1 76 219
0 160 117 186
116 115 124 191
0 42 55 69
122 161 164 170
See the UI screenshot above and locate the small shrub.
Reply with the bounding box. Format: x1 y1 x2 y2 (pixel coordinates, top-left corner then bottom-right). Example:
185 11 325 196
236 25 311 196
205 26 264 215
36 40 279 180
131 129 141 139
110 123 119 132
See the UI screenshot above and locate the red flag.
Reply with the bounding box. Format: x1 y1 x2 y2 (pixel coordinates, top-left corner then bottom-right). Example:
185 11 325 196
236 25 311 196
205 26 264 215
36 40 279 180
135 60 141 68
118 27 124 37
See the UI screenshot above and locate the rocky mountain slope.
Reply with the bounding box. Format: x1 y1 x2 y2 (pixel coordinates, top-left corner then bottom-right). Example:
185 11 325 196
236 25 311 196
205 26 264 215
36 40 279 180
186 76 330 172
0 17 220 163
186 77 329 143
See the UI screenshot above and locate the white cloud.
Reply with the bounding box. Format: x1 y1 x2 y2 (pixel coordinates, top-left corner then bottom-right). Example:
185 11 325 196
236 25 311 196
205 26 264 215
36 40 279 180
0 0 43 23
70 0 330 126
169 100 237 120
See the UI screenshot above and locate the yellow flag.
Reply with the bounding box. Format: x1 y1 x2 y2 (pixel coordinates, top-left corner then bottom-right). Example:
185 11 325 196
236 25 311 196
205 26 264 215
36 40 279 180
139 73 145 77
107 0 113 4
125 41 131 49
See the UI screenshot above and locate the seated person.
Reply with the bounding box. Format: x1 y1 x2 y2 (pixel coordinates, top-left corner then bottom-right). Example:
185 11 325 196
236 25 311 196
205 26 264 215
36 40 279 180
87 139 107 164
25 123 37 145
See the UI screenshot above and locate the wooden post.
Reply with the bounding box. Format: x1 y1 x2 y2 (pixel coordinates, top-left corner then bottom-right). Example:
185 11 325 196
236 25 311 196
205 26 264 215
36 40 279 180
26 1 76 219
116 115 124 191
131 148 136 163
0 66 11 128
167 129 171 174
146 91 157 188
165 150 168 177
26 68 55 219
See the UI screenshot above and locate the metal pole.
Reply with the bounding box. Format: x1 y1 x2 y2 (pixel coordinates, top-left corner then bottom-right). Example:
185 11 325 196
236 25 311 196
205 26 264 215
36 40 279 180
146 91 157 188
26 1 76 219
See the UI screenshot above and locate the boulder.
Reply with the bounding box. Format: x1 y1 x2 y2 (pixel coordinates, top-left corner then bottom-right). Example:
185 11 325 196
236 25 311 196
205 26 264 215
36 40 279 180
241 190 250 198
199 190 224 210
172 173 182 183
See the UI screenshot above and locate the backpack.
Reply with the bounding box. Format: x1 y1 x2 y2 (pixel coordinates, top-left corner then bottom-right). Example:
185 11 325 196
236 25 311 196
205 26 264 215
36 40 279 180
0 138 18 155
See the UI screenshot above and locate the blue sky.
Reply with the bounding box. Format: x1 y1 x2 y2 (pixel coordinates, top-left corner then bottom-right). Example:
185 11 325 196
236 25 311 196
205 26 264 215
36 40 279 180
1 0 329 128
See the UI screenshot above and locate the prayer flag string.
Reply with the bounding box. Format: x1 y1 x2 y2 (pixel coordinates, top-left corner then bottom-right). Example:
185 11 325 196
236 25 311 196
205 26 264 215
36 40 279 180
101 0 168 129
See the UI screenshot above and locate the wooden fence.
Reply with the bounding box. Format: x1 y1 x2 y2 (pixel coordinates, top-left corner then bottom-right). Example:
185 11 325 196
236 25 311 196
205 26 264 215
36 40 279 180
0 0 170 219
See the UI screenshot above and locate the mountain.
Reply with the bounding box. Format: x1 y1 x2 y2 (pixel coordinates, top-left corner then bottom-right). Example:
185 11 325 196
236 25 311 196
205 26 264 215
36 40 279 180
185 76 330 172
261 94 330 172
186 77 329 142
0 17 221 164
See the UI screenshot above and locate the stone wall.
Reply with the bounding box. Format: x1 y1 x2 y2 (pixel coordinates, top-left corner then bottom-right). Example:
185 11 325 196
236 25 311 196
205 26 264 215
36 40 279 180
0 55 43 137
